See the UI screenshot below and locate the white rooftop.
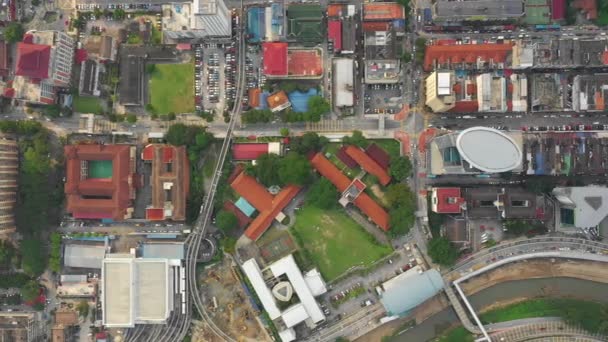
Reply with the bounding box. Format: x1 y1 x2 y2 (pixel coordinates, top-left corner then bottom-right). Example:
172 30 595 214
553 186 608 228
101 256 172 328
333 58 354 107
456 127 522 173
269 254 326 324
437 72 451 95
242 255 326 342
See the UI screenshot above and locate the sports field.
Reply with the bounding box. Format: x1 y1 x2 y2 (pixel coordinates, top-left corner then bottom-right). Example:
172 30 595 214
73 96 103 114
290 205 391 281
148 62 194 114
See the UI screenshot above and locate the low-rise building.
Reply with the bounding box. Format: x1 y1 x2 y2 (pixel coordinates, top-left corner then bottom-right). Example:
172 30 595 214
232 142 283 160
553 186 608 235
64 243 106 269
427 127 523 175
332 58 354 108
378 265 443 317
242 254 327 342
101 253 181 328
0 311 45 342
141 144 190 221
64 144 137 221
162 0 232 40
267 91 292 112
0 136 18 234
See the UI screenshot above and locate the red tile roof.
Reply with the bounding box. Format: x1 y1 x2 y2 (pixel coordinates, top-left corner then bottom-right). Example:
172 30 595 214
263 42 288 76
310 153 390 231
424 44 513 71
146 208 164 220
363 3 405 20
310 152 351 192
232 143 270 160
267 91 290 110
15 42 51 79
249 88 261 108
354 193 389 231
327 4 346 17
365 143 390 170
64 144 135 221
328 20 342 52
450 100 479 112
362 21 390 32
336 146 358 168
344 145 391 186
431 187 464 214
573 0 597 19
230 170 301 240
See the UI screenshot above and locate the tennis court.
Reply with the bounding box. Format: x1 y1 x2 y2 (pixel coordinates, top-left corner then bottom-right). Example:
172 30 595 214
88 160 113 179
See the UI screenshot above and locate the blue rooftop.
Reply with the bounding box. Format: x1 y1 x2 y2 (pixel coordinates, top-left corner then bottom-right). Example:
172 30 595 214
288 88 318 113
380 268 444 316
235 197 256 217
247 7 266 42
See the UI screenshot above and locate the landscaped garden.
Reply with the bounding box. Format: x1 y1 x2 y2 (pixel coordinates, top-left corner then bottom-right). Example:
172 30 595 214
73 96 104 114
290 205 391 281
148 62 194 114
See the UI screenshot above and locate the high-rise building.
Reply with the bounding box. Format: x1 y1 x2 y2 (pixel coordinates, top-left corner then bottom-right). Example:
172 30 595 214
194 0 232 36
13 31 75 104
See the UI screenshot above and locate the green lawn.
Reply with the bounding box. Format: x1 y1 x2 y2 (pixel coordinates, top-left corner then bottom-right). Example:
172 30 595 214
436 327 474 342
73 96 103 114
369 139 401 160
148 63 194 114
290 205 391 281
480 298 605 324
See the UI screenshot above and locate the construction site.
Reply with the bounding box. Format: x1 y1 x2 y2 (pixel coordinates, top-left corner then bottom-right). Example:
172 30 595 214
194 257 272 342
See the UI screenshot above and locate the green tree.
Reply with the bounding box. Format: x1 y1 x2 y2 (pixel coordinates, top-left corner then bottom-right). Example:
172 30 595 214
402 52 412 63
280 128 290 137
335 338 351 342
31 0 41 5
216 211 238 233
386 183 415 208
308 96 330 117
4 23 24 43
0 240 14 266
526 178 555 194
93 7 102 18
165 123 188 146
21 238 46 276
76 300 89 317
146 64 156 74
278 152 312 186
126 114 137 123
428 237 459 266
307 178 338 209
289 132 328 154
20 281 40 302
251 153 282 187
342 130 368 148
389 156 413 181
168 112 177 120
49 233 62 273
113 8 126 20
195 132 212 148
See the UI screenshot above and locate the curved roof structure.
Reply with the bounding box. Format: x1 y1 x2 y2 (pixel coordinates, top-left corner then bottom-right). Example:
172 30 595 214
456 127 522 173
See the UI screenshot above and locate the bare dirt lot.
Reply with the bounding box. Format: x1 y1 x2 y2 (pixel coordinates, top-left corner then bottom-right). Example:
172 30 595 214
194 257 271 342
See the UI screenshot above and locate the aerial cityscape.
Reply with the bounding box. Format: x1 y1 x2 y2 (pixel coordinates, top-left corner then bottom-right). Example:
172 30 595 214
1 0 608 341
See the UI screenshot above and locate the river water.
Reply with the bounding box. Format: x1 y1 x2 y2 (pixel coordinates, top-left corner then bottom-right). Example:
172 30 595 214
392 277 608 341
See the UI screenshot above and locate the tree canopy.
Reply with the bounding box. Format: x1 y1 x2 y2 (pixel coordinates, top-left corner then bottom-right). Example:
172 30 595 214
247 153 282 187
389 156 413 181
342 130 369 148
0 240 14 267
307 178 338 209
385 184 416 236
216 211 239 233
21 239 46 277
21 281 40 302
49 233 62 273
428 237 459 266
278 152 312 186
4 23 24 43
307 96 331 118
289 132 328 154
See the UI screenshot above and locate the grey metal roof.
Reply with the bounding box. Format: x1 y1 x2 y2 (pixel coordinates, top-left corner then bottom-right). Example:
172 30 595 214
141 243 185 260
380 267 444 316
64 244 105 269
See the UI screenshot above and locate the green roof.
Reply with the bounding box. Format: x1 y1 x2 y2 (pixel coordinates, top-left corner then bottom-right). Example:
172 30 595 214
287 4 324 44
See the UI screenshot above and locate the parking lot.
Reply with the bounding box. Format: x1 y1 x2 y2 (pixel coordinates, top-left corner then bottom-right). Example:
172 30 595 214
364 84 403 115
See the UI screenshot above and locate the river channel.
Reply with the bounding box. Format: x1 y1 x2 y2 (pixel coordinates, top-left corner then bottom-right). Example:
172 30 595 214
392 277 608 341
